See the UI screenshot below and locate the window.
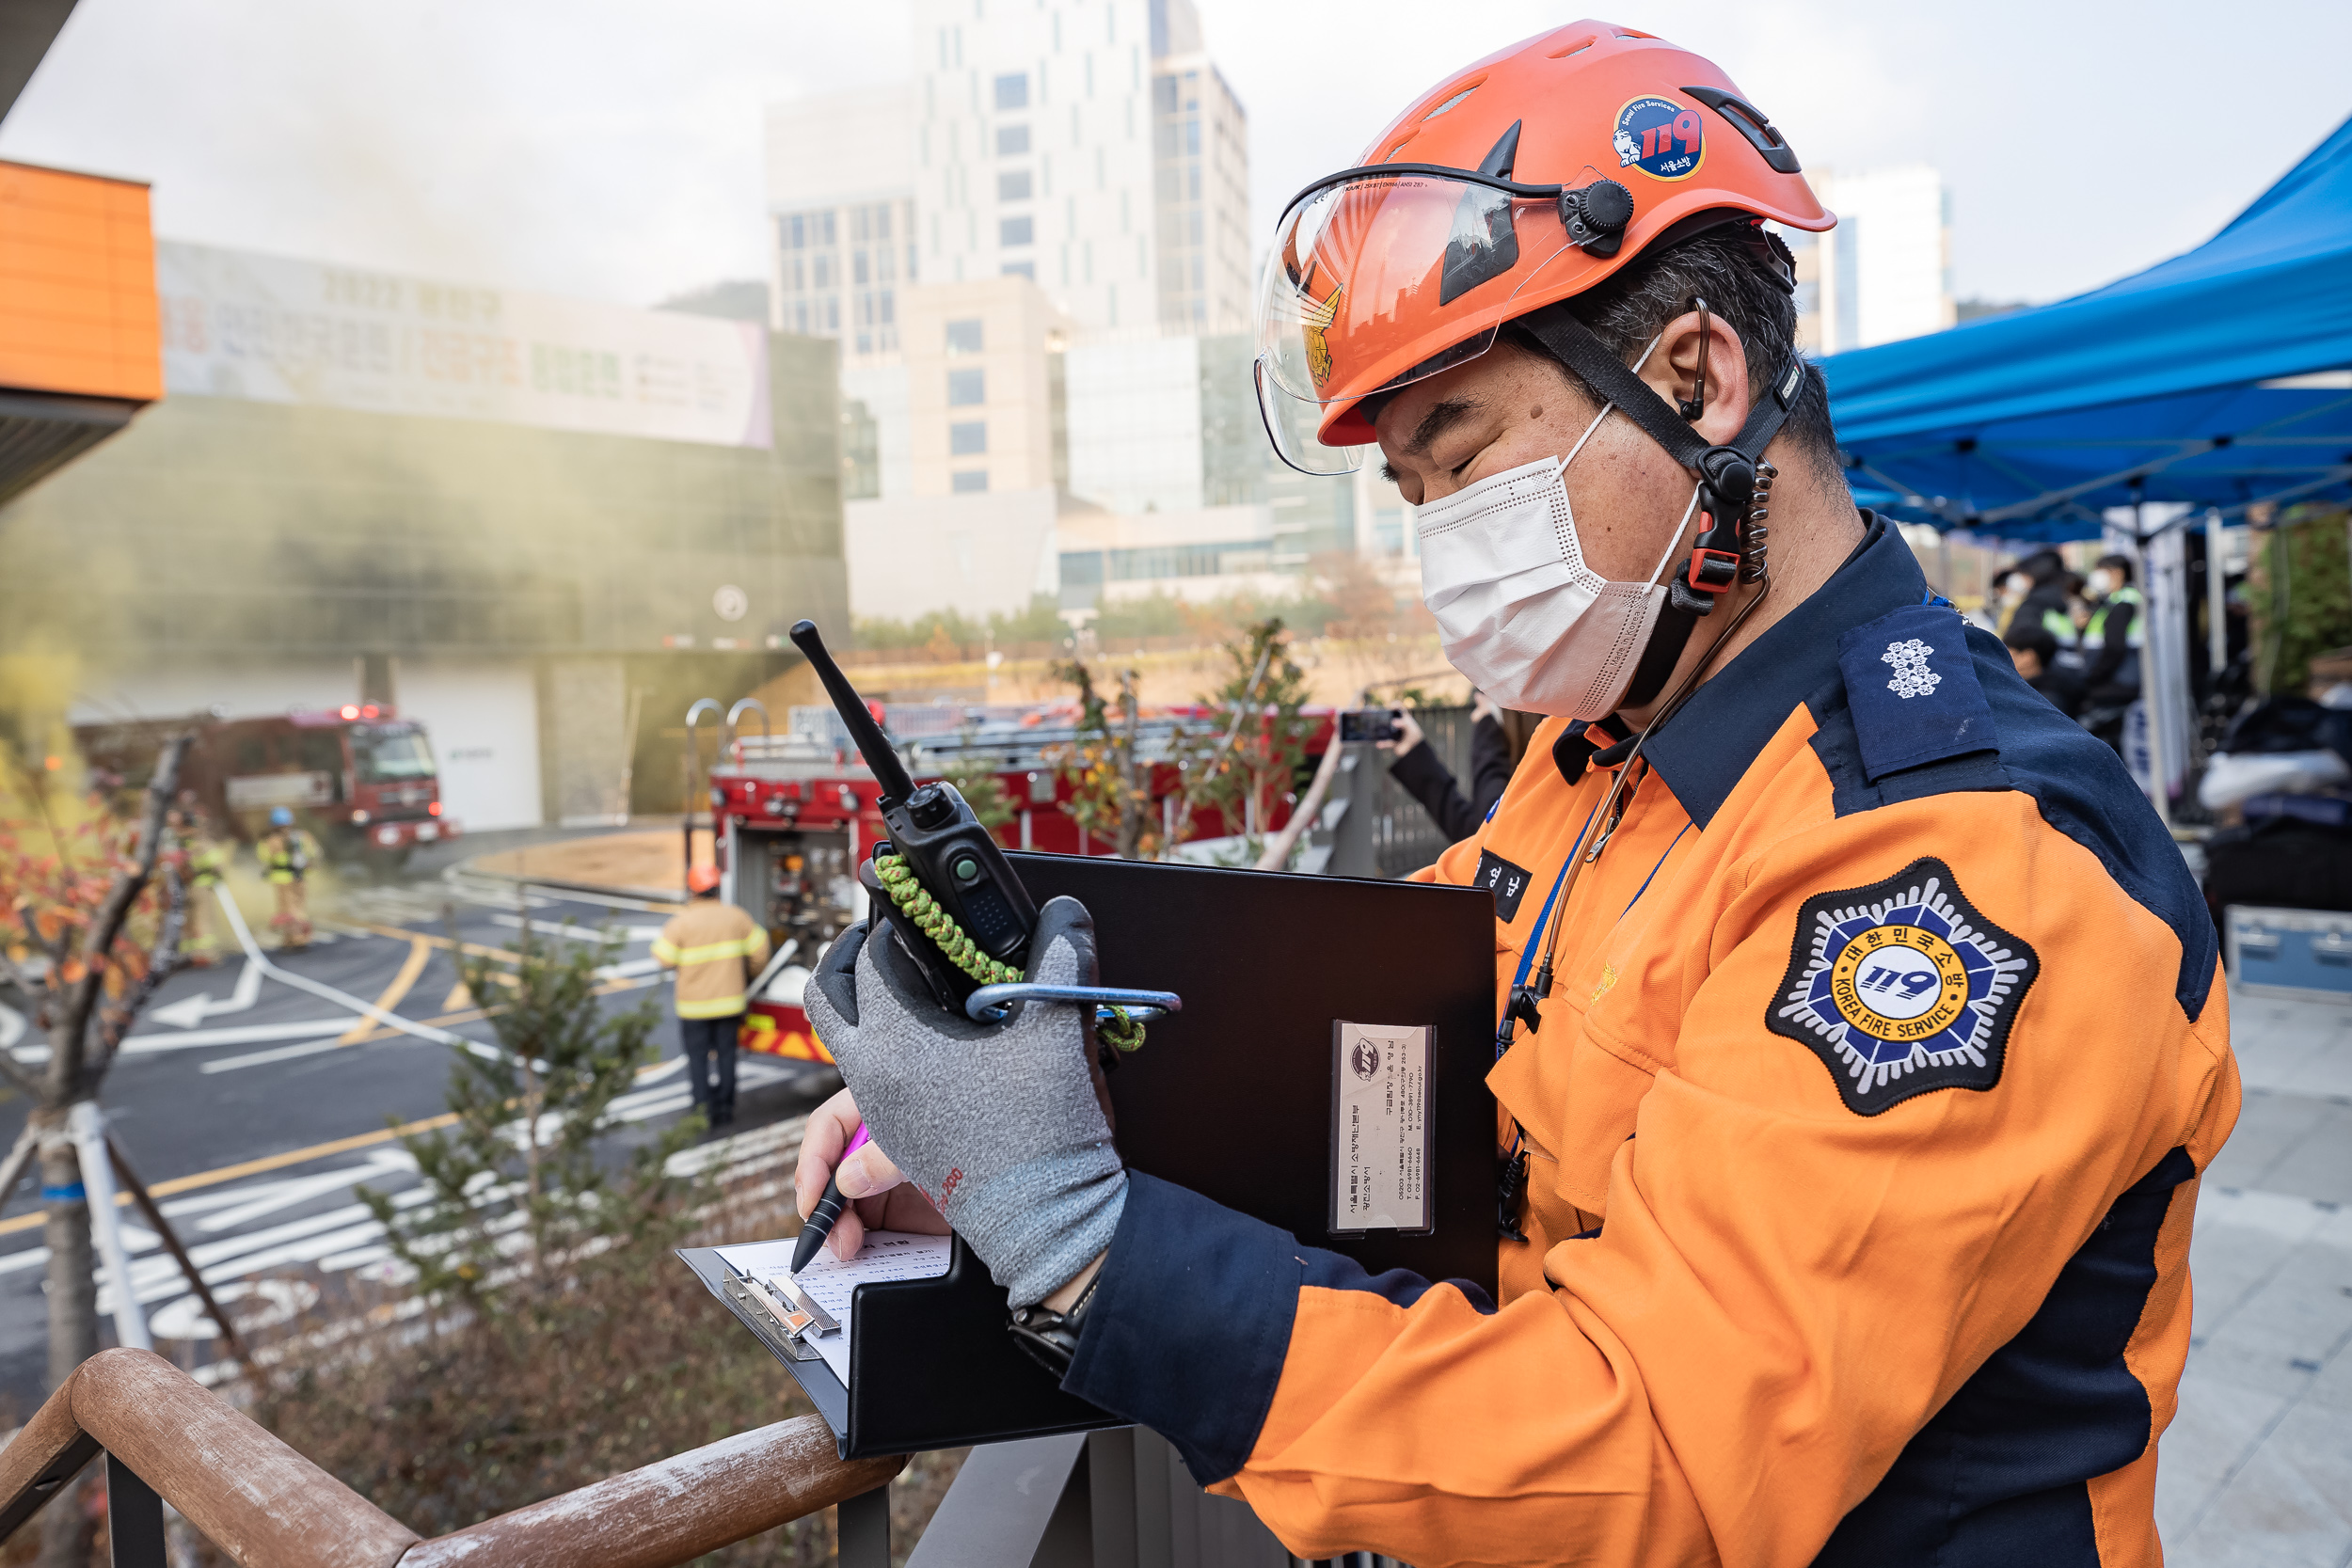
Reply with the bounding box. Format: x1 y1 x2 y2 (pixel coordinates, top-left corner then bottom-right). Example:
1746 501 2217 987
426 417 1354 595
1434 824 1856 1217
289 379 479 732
813 253 834 289
998 170 1033 202
949 420 987 456
296 730 345 775
947 368 986 406
1000 215 1034 246
1002 260 1036 280
994 72 1029 110
946 318 984 355
952 469 990 494
782 214 804 250
996 124 1030 156
353 726 435 784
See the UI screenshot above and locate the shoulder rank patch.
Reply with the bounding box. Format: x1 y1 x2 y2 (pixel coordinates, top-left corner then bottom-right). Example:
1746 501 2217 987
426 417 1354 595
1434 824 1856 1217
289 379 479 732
1766 856 2039 1116
1835 604 1996 783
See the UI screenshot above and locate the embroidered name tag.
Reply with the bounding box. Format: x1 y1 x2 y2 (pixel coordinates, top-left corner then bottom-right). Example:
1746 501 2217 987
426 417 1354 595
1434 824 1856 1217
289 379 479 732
1474 848 1534 923
1836 604 1996 782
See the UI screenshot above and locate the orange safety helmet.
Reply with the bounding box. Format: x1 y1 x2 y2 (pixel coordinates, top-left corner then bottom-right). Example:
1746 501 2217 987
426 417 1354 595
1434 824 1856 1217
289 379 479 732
1253 22 1834 473
687 864 723 895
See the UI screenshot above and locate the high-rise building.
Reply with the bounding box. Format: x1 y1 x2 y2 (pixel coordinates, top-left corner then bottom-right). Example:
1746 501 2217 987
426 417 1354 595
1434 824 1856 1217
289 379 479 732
768 0 1338 622
1787 165 1956 356
765 86 919 360
905 0 1249 336
771 0 1249 355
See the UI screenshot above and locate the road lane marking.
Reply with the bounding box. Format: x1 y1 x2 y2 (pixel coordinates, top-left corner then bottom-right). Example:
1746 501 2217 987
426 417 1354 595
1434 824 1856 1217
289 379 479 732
337 937 434 1044
0 1023 698 1237
203 1036 423 1074
0 1113 464 1238
359 924 523 963
115 1019 364 1053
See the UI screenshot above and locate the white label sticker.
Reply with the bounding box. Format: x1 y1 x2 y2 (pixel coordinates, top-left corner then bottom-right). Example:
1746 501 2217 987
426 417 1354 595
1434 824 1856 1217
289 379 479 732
1329 1021 1433 1234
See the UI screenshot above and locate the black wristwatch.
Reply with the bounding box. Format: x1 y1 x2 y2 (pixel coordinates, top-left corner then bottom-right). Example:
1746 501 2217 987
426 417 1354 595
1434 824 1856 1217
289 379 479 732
1008 1268 1103 1376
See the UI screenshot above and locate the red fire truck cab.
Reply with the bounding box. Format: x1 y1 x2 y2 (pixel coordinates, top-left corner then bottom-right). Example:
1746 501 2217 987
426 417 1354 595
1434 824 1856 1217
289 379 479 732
77 705 462 868
209 706 459 866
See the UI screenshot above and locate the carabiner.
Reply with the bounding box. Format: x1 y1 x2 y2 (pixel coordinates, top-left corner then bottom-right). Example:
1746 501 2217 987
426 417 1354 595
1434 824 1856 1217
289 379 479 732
963 983 1184 1024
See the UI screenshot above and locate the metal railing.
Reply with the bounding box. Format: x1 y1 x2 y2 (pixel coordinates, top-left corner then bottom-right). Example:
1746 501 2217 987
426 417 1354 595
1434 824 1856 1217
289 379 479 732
0 1348 905 1567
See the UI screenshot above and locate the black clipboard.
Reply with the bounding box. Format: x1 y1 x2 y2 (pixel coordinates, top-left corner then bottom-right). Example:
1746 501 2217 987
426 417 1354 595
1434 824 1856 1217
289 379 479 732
684 851 1495 1458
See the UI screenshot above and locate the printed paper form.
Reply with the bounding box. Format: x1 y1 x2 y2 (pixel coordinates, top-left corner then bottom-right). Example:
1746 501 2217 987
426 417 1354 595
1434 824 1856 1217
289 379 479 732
715 1230 951 1387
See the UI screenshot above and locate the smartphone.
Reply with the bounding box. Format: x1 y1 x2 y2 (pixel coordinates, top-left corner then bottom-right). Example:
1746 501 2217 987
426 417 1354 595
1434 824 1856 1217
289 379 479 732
1339 707 1404 745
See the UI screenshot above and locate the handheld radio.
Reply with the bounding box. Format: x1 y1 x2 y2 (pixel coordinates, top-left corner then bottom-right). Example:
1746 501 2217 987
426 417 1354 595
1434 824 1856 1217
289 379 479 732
788 620 1039 1011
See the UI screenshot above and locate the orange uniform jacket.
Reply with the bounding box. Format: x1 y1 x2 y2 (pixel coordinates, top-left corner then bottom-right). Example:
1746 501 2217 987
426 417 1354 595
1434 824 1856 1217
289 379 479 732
1062 519 2238 1567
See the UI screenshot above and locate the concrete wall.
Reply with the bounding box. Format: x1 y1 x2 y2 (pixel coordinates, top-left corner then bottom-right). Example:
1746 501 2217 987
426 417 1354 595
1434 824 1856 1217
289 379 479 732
7 328 850 820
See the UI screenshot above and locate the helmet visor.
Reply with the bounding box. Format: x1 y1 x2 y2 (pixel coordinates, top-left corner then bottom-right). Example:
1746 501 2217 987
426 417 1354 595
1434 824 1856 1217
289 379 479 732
1255 357 1363 476
1254 171 1568 409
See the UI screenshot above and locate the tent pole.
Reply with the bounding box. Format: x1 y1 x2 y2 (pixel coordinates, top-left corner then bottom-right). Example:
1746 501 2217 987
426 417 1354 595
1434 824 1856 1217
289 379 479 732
2136 499 2175 828
2206 511 2229 679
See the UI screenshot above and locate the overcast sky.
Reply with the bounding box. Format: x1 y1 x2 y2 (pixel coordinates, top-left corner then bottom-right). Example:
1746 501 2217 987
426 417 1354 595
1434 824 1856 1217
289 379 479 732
4 0 2347 317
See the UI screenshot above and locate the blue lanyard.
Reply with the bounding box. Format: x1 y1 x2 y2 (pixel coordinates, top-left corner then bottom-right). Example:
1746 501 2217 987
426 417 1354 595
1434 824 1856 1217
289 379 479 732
1509 800 1597 996
1497 800 1692 1060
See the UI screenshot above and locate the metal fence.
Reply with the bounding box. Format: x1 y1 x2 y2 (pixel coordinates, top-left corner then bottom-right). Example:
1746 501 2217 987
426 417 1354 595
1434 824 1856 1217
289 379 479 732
1319 706 1481 880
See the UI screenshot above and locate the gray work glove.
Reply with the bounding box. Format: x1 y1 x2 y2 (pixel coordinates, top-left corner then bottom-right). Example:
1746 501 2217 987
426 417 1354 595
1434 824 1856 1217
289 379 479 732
803 895 1125 1308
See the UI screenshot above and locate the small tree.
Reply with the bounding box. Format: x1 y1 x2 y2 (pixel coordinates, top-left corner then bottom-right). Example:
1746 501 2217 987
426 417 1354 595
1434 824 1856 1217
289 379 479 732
363 917 691 1302
0 736 191 1568
940 722 1016 839
1180 618 1313 857
2249 504 2352 694
1051 661 1169 859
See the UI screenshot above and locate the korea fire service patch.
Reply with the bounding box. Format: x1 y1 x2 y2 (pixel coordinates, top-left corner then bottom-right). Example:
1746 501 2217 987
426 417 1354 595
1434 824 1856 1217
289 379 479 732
1766 857 2039 1117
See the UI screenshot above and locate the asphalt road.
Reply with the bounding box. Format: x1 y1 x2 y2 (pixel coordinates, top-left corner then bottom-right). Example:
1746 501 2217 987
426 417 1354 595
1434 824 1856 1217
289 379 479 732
0 869 836 1414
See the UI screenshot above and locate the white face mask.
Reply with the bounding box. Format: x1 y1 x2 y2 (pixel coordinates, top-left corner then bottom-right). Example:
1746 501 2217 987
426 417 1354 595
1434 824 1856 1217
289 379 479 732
2089 570 2115 597
1414 401 1701 720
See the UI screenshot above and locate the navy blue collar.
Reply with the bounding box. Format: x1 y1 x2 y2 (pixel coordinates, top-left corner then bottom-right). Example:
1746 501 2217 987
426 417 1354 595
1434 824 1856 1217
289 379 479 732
1643 512 1926 829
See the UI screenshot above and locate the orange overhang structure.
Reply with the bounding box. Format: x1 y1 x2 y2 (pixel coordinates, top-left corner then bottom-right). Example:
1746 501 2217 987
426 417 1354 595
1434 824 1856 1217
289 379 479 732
0 157 161 505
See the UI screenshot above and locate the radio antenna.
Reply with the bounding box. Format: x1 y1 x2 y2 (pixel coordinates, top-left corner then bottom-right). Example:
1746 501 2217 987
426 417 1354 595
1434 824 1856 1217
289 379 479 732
787 620 915 804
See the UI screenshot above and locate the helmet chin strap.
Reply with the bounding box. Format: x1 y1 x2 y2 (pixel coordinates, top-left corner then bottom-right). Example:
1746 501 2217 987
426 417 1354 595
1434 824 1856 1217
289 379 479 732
1514 302 1804 710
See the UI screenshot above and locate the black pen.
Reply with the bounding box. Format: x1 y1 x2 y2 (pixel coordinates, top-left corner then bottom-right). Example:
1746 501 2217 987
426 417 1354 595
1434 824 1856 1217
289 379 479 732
790 1122 869 1273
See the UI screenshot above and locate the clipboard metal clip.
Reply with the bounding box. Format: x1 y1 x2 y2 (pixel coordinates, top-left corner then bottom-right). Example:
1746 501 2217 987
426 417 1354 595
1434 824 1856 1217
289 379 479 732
962 983 1183 1024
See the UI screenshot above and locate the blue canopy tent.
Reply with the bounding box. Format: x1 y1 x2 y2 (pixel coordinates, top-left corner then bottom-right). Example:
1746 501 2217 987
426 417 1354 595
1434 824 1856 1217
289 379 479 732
1817 115 2352 816
1820 113 2352 539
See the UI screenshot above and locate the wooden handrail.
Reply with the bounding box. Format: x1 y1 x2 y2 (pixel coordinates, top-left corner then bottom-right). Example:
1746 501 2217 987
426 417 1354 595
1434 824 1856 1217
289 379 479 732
0 1350 905 1567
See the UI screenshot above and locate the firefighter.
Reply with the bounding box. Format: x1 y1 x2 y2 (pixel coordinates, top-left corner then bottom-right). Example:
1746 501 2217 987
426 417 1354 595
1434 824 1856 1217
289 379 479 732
653 864 770 1130
2080 553 2147 754
793 24 2237 1567
256 806 318 949
167 804 229 964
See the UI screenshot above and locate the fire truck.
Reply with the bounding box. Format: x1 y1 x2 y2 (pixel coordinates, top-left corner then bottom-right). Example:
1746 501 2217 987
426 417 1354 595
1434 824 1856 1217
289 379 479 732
75 705 459 868
698 699 1323 1069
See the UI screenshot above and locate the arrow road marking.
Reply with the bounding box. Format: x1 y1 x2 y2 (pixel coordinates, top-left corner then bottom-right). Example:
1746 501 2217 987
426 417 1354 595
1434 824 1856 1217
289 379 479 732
149 959 264 1030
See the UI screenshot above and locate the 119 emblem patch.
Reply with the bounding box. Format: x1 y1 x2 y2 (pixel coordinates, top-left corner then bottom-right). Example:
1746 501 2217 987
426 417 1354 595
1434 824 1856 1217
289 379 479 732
1766 857 2038 1116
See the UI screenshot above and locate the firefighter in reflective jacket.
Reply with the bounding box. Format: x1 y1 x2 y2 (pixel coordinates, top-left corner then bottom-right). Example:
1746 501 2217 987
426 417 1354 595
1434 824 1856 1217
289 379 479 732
257 807 318 949
168 803 230 964
654 864 771 1129
792 24 2238 1567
